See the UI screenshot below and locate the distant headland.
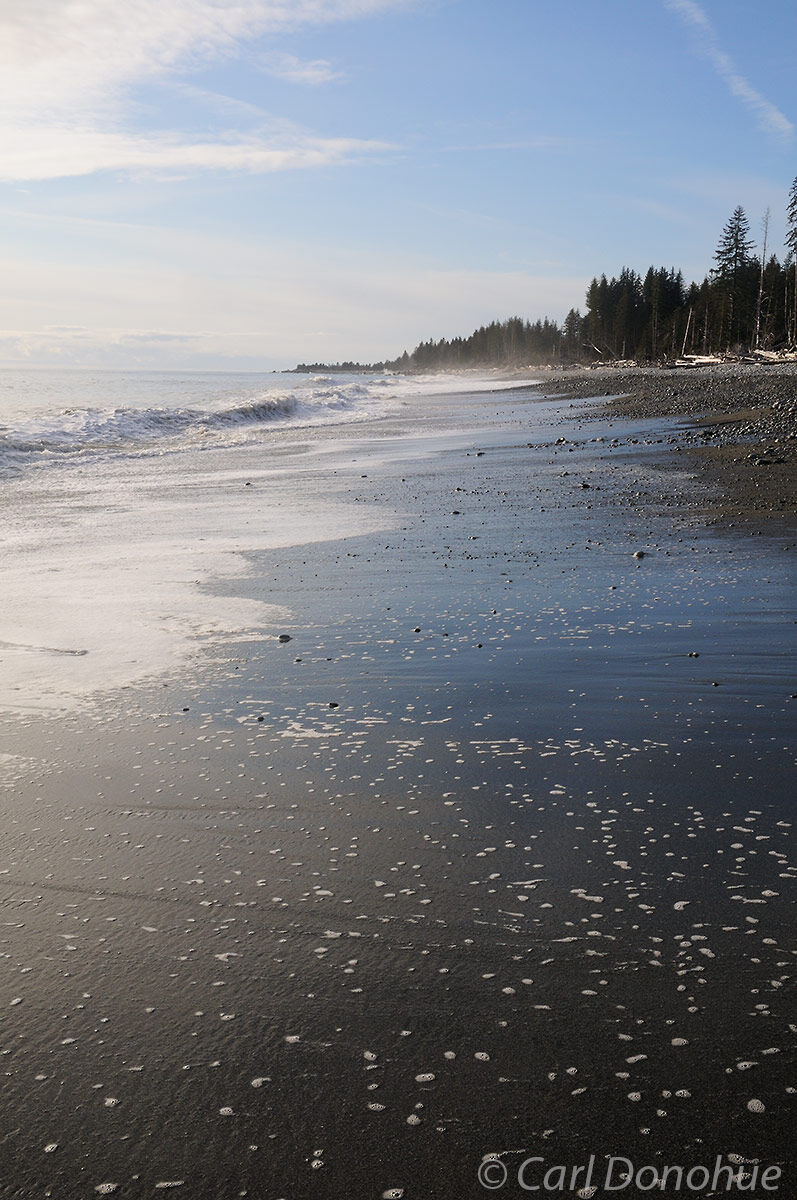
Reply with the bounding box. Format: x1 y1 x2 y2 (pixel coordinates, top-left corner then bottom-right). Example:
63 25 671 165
293 188 797 374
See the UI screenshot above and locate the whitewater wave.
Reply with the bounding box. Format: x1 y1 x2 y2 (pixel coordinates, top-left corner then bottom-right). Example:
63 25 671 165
0 381 376 473
0 370 534 476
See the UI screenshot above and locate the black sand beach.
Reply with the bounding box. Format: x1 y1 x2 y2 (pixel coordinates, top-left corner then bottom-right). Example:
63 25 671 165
1 377 794 1198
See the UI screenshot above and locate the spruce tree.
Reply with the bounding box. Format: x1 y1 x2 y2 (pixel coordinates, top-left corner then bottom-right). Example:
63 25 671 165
786 177 797 345
754 209 770 350
713 207 756 349
714 206 755 278
562 309 583 359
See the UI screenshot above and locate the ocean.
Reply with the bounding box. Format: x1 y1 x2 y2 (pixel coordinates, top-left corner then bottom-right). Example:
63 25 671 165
0 368 511 474
0 368 524 711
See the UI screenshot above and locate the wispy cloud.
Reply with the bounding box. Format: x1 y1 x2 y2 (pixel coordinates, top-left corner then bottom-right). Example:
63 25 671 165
0 0 409 182
665 0 793 139
262 53 343 86
0 125 392 184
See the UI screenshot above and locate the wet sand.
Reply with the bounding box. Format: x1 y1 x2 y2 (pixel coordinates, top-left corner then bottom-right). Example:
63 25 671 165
526 362 797 528
1 382 794 1198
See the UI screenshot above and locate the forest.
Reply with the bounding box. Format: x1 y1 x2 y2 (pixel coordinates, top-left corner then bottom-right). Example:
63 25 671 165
295 178 797 372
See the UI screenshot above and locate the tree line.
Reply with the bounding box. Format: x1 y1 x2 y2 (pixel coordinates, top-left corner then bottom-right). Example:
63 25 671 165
294 178 797 372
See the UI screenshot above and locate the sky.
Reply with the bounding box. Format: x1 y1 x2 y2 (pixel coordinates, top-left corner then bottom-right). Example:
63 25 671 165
0 0 795 370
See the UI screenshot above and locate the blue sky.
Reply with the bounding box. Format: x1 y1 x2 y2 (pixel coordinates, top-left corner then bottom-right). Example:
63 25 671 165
1 0 794 369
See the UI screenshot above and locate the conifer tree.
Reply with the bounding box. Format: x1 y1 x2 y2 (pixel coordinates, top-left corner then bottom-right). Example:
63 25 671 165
562 309 583 358
383 181 797 370
713 206 755 279
754 209 770 350
786 176 797 344
712 207 756 349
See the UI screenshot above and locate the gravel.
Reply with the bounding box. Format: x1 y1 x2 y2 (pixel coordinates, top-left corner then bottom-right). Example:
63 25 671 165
527 362 797 527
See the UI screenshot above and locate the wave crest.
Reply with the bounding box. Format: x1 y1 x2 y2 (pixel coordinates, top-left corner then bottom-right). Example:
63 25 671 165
0 391 302 471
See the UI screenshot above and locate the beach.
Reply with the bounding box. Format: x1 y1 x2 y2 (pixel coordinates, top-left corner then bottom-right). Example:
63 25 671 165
525 362 797 528
0 371 794 1198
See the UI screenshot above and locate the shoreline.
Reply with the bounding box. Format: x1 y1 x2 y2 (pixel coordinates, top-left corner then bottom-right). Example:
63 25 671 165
522 362 797 529
0 379 794 1197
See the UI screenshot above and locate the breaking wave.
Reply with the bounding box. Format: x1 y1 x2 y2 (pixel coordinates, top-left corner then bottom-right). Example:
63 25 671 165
0 369 530 477
0 378 385 474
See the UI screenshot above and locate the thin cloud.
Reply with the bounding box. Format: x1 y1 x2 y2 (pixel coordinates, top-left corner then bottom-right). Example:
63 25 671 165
665 0 793 139
0 125 393 184
0 0 409 182
262 53 343 85
118 331 206 345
